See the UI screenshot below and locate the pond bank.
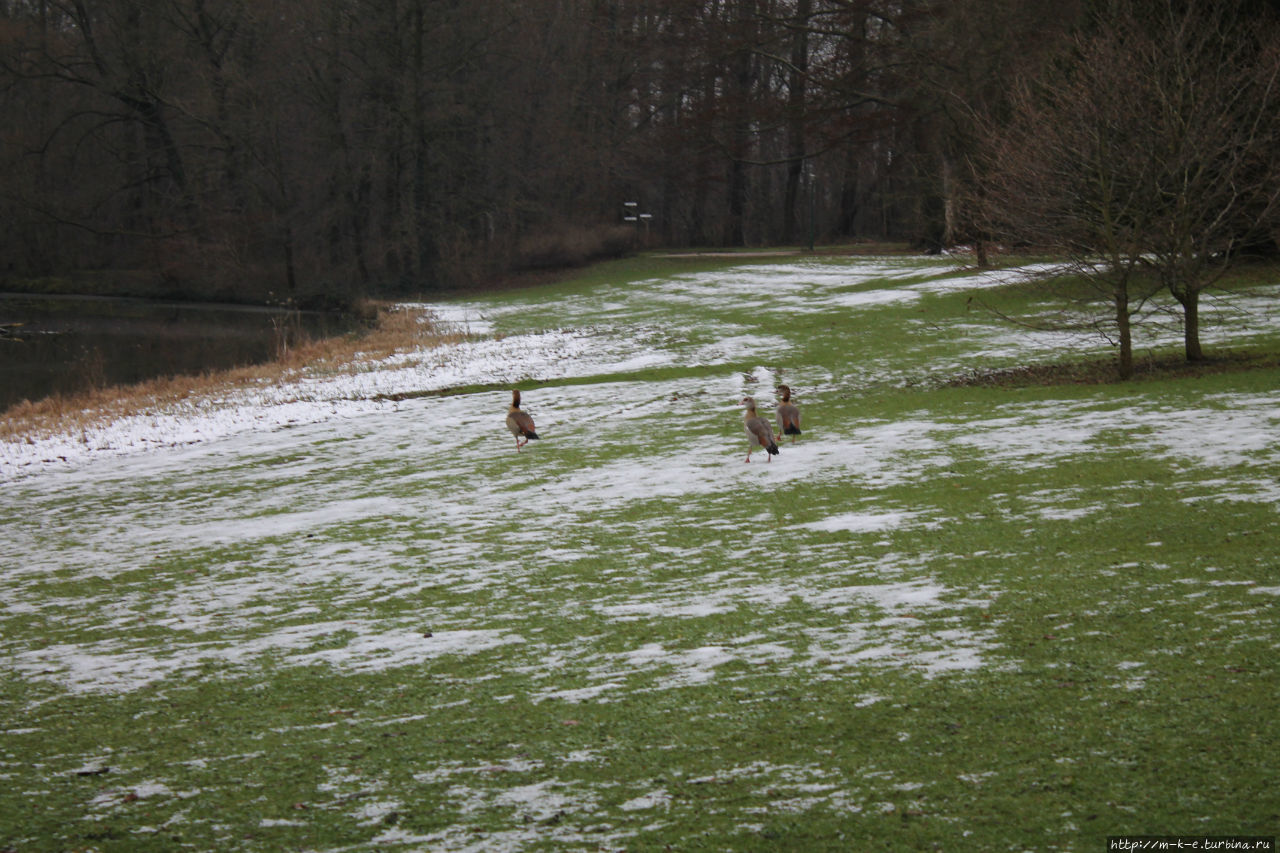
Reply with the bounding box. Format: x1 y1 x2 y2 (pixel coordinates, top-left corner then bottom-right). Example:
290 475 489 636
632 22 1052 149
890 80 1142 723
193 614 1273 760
0 293 359 411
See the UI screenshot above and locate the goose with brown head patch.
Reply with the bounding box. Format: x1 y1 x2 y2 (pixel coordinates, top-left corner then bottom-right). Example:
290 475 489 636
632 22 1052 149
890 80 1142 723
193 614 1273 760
506 389 540 451
775 384 802 442
741 396 779 462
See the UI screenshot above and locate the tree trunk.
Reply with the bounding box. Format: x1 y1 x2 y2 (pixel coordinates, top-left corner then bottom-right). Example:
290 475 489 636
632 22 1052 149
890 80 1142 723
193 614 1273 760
942 154 957 248
283 222 297 294
727 158 746 247
783 166 801 245
782 0 811 244
974 240 989 269
725 0 756 248
1179 290 1204 362
409 0 436 282
1115 279 1133 380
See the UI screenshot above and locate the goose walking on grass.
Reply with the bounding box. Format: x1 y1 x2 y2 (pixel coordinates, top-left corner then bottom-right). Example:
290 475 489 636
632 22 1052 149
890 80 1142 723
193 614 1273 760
742 397 779 462
506 389 540 451
776 384 802 442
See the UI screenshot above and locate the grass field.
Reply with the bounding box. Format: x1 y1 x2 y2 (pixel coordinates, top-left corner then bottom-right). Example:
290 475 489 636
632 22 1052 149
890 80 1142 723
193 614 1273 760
2 253 1278 851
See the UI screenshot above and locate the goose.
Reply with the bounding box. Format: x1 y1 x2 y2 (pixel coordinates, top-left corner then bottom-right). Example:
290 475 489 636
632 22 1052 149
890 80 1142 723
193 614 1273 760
775 384 802 442
506 389 540 451
741 396 779 462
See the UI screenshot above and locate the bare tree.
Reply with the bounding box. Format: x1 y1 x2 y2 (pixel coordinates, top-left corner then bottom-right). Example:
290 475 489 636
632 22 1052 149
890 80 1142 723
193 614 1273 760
976 0 1280 377
6 0 1272 310
910 0 1085 264
1122 1 1280 361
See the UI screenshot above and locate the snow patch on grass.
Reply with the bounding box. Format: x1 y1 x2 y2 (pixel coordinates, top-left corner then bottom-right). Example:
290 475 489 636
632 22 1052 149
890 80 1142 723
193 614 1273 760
11 626 524 695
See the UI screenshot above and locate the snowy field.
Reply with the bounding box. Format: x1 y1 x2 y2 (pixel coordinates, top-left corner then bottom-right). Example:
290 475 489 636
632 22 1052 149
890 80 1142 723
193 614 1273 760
0 259 1072 479
2 256 1278 850
4 258 1274 481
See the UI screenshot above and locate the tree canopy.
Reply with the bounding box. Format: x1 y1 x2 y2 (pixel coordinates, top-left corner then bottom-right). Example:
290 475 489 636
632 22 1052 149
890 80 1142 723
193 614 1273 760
1 0 1276 314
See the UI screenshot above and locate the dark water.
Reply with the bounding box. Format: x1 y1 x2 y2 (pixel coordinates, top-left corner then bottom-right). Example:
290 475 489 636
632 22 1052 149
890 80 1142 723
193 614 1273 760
0 294 357 411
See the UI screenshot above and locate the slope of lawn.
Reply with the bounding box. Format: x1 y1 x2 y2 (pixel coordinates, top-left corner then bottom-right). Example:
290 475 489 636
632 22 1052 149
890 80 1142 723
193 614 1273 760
2 254 1278 851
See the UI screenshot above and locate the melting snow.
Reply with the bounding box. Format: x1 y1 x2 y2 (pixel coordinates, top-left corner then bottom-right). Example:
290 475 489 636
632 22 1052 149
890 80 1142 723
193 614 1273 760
2 256 1277 707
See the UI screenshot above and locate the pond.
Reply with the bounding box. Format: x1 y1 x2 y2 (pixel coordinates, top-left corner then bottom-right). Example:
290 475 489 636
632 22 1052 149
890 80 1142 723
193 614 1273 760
0 294 358 412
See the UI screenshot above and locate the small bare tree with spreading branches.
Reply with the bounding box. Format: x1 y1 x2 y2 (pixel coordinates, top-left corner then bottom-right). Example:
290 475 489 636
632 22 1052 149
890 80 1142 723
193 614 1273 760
974 0 1280 378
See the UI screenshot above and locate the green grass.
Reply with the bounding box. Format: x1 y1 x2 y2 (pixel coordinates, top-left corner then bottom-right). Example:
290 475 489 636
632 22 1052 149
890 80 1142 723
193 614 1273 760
2 253 1279 851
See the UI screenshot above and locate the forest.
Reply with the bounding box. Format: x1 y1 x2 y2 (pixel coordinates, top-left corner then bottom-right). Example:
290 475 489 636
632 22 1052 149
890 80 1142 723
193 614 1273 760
1 0 1278 311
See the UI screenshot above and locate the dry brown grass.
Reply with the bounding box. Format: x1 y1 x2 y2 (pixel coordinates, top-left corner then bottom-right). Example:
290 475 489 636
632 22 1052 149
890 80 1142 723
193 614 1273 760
0 303 463 444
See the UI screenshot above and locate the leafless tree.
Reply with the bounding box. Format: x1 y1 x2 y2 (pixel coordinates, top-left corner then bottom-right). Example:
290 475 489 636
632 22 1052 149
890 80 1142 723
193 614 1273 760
4 0 1273 311
976 0 1280 377
1120 1 1280 362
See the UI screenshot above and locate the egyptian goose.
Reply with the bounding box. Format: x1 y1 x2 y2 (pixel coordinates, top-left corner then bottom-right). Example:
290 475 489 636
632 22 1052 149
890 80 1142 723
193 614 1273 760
506 389 540 451
776 385 802 442
741 397 779 462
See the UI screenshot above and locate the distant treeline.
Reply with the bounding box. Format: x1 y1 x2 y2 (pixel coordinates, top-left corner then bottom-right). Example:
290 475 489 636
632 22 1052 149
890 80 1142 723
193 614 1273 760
1 0 1278 307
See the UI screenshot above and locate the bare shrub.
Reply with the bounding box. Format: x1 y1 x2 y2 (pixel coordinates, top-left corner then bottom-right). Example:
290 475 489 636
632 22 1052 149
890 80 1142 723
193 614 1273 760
514 224 636 271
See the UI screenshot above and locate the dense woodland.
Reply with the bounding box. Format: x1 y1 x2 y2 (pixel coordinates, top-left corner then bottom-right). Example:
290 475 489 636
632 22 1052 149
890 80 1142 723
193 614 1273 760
2 0 1279 314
